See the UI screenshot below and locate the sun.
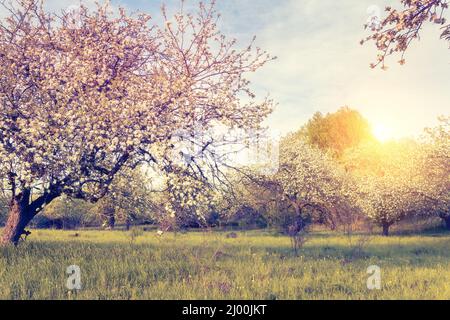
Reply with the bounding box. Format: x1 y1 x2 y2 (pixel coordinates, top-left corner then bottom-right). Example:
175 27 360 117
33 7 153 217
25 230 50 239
373 123 393 142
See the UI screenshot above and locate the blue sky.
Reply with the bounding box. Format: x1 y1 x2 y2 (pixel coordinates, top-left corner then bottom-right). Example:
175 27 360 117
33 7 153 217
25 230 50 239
5 0 449 139
118 0 449 139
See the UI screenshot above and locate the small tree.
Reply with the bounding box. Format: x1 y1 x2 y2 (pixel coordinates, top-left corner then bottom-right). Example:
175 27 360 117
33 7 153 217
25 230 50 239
299 107 374 158
344 141 423 236
93 167 155 230
38 196 93 229
418 117 450 229
222 168 283 229
163 167 219 228
277 135 357 234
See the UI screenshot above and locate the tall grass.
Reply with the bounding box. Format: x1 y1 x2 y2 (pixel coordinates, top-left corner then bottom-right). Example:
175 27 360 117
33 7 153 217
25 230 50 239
0 228 449 299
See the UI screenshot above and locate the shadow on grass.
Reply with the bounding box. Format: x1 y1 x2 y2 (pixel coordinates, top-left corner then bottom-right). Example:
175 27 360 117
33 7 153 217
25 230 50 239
3 228 449 269
390 225 450 237
247 230 450 262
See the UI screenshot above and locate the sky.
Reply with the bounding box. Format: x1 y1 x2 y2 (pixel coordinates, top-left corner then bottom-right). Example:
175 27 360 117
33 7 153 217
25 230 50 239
2 0 449 139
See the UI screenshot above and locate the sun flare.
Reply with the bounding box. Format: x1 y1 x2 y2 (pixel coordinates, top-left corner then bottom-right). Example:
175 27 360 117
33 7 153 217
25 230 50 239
373 123 394 142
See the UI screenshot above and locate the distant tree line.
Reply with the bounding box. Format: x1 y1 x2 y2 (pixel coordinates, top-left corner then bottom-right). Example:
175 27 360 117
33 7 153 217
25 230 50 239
3 108 446 238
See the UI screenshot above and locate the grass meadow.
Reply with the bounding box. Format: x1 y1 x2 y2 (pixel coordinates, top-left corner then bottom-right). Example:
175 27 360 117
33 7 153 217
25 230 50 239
0 228 449 300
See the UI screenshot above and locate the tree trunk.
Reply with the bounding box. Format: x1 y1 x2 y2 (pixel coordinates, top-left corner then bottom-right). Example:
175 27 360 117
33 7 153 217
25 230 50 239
1 189 59 246
102 204 115 230
382 223 390 237
444 216 450 230
108 214 115 230
0 195 33 246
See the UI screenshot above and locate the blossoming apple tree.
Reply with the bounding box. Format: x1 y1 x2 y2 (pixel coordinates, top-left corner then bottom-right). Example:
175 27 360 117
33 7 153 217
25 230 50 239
418 117 450 229
0 0 273 245
276 135 356 231
343 141 424 236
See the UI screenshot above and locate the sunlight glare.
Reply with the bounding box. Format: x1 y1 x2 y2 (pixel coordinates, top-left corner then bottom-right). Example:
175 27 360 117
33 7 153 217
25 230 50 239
373 123 394 142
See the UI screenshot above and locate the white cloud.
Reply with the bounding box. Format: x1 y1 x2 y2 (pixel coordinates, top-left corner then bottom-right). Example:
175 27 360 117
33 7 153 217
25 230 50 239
217 0 450 137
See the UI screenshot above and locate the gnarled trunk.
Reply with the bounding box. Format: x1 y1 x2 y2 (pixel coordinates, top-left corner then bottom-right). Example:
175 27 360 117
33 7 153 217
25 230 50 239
1 193 34 246
1 189 60 246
